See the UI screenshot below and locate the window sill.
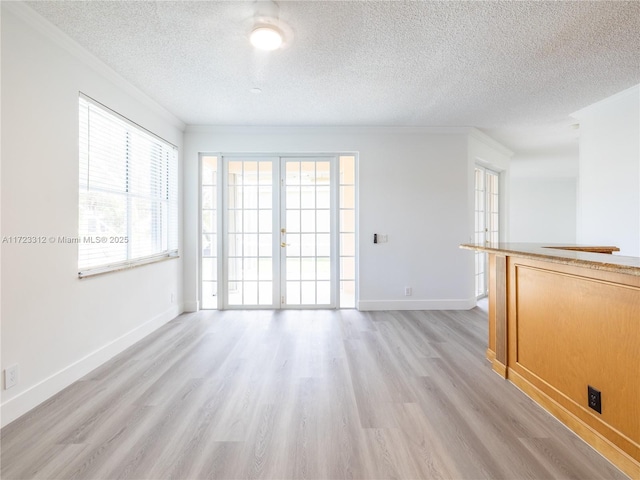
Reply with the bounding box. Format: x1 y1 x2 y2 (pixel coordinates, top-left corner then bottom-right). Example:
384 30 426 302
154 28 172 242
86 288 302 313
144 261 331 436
78 252 179 279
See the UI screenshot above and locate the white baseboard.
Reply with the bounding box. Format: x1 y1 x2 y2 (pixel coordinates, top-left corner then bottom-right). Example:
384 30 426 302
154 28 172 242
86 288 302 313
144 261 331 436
357 298 476 311
1 305 182 428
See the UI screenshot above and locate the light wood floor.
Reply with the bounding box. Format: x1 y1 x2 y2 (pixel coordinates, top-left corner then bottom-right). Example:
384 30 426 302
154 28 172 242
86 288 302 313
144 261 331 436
1 305 628 479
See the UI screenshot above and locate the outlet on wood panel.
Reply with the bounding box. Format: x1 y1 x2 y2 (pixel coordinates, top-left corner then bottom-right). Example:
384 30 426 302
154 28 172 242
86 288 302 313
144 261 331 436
588 385 602 414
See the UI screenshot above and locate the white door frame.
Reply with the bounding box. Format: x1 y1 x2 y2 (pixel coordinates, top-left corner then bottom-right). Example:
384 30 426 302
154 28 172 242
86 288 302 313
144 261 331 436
208 153 340 309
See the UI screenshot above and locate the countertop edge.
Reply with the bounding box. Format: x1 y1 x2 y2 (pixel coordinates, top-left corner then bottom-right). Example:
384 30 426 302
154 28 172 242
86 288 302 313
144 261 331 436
460 243 640 277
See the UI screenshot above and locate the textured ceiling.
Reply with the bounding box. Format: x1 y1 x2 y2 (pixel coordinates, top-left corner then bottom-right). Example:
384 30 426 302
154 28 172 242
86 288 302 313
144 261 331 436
25 0 640 154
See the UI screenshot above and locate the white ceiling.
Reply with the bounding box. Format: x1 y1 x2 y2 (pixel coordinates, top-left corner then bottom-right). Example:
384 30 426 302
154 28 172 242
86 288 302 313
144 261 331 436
25 0 640 154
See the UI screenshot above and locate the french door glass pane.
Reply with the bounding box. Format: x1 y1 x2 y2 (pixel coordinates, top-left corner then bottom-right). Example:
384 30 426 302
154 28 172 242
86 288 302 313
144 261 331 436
227 159 274 307
339 155 356 308
201 155 218 309
282 159 332 306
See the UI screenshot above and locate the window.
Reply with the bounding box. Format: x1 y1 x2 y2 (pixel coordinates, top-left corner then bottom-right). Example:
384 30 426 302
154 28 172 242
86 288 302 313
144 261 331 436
78 95 178 276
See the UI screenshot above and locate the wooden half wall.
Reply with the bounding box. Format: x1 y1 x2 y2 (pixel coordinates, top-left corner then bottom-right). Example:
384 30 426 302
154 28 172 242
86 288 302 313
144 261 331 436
486 253 640 478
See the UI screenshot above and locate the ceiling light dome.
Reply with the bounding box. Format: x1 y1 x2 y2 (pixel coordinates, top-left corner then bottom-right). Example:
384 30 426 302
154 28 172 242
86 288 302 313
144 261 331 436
250 25 283 51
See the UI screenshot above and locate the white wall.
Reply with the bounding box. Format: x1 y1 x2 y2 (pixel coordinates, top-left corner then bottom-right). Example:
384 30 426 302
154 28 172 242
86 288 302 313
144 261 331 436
1 4 185 427
573 85 640 256
509 149 578 244
183 127 504 311
510 178 577 243
468 131 513 244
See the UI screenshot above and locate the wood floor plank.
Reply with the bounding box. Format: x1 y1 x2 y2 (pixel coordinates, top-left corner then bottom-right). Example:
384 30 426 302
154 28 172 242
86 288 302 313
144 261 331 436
54 405 155 480
343 337 398 429
0 380 103 460
1 305 629 480
418 358 554 480
410 374 511 479
518 437 628 480
315 358 370 479
391 402 460 479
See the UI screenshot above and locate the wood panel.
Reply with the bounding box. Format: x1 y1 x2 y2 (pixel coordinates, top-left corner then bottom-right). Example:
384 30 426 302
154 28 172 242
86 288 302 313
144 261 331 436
488 253 496 357
494 255 507 368
487 253 497 362
487 254 507 377
507 257 640 478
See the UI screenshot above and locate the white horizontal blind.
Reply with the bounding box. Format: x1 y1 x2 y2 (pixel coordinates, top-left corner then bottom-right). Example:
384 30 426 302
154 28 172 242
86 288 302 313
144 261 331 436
78 95 178 276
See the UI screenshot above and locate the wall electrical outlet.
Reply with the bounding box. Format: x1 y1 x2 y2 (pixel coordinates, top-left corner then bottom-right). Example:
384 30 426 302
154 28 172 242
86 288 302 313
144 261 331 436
405 287 412 296
588 385 602 414
4 364 19 390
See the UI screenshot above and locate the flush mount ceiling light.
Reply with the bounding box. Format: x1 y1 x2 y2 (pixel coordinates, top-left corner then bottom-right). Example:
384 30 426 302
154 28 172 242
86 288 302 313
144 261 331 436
250 25 283 51
247 0 291 51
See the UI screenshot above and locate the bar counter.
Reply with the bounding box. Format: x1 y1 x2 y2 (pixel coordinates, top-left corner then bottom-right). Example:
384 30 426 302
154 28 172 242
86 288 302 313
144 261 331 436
461 242 640 275
460 243 640 478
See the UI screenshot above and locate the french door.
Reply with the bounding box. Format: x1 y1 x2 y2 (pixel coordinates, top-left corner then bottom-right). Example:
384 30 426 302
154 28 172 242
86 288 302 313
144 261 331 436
474 166 500 298
281 157 334 307
226 157 277 307
201 154 346 309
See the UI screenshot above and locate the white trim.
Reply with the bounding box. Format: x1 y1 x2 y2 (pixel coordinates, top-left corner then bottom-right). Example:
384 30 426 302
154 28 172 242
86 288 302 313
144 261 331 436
0 305 182 428
357 298 476 311
185 125 473 135
198 154 203 309
80 92 179 149
78 253 179 278
468 128 514 157
331 154 340 308
354 155 360 309
2 1 185 131
215 151 358 159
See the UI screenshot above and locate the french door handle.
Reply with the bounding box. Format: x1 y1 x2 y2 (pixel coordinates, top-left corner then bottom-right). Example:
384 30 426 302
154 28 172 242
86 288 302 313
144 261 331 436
281 242 290 247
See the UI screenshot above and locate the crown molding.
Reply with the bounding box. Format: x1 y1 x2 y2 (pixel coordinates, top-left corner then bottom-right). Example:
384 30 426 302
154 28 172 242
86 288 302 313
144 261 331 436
468 128 514 157
2 1 186 132
185 125 473 135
